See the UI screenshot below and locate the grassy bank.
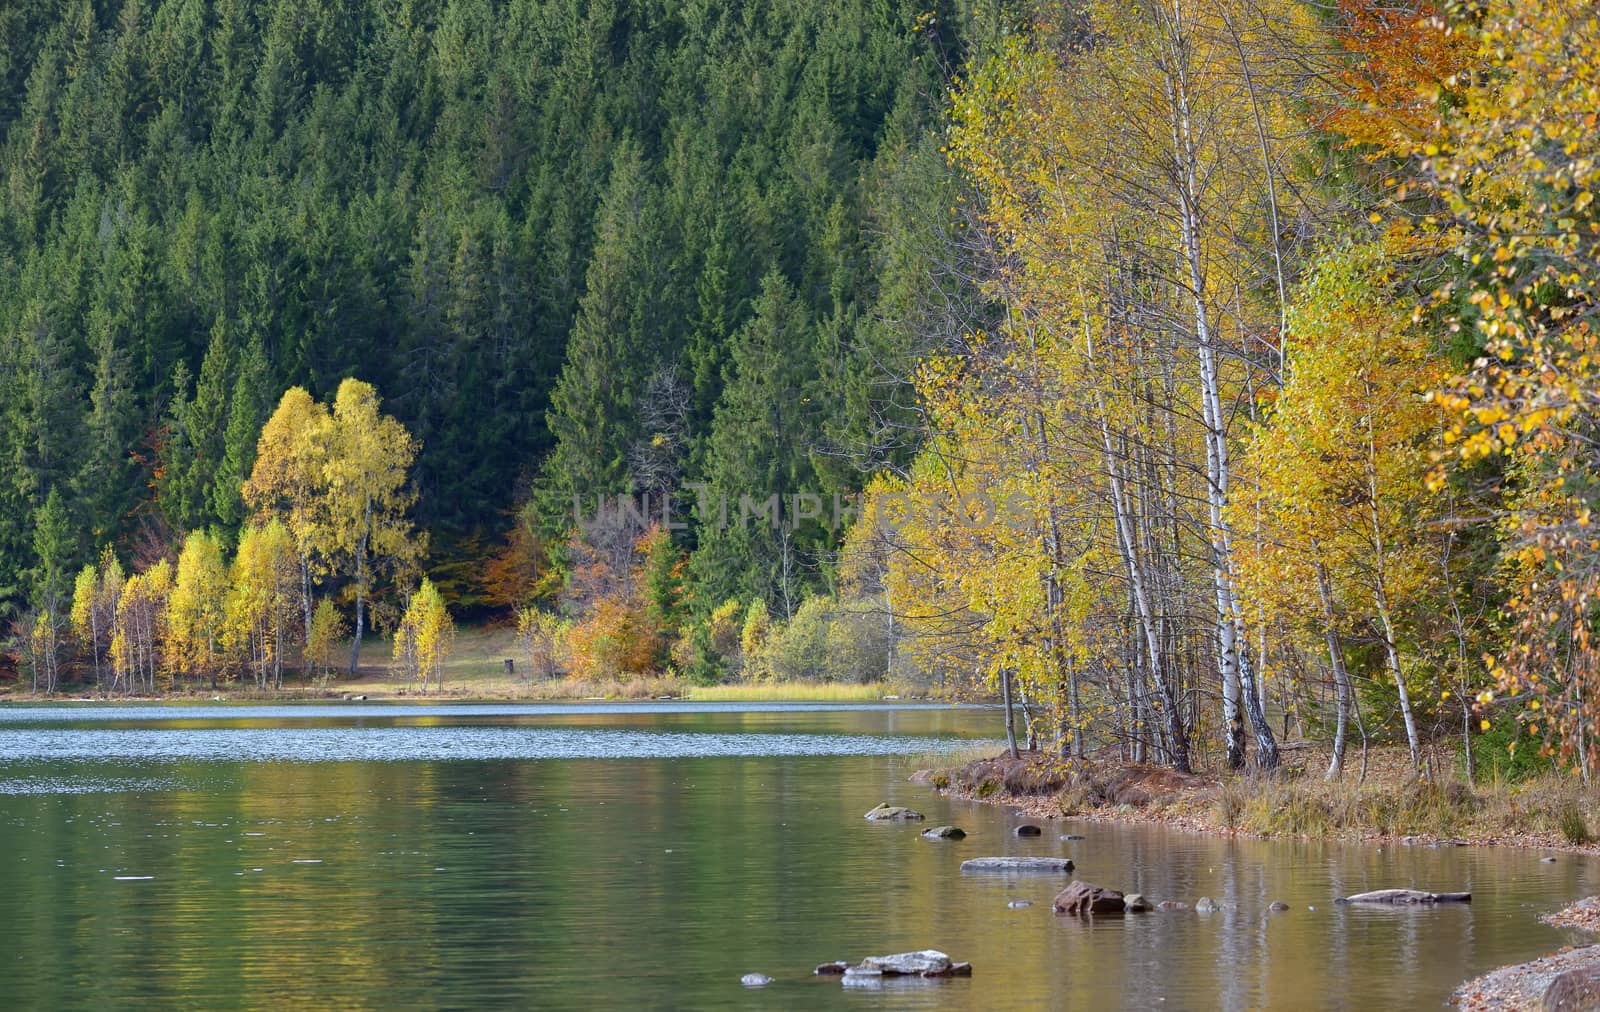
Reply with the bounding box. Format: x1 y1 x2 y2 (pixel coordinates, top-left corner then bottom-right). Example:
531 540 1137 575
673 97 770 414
684 682 907 702
929 744 1600 853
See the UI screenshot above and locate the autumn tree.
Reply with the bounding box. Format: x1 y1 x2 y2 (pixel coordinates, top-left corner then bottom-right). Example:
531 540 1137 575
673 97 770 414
394 577 453 694
225 520 300 689
1236 242 1456 774
242 387 331 644
167 529 228 688
320 379 423 676
1424 0 1600 775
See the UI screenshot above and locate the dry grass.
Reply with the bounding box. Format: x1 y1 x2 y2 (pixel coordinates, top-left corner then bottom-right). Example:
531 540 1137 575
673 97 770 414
931 742 1600 852
685 682 904 702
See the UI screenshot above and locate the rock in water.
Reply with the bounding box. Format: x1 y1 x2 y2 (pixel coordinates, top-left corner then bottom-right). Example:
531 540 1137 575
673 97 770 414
1123 893 1152 913
1014 824 1043 837
861 950 952 975
740 974 773 987
1157 901 1190 912
922 825 966 840
864 802 925 822
1007 900 1033 909
814 962 849 976
960 857 1075 873
1053 880 1126 915
1195 897 1217 913
1269 901 1290 912
1061 834 1086 841
1336 889 1471 905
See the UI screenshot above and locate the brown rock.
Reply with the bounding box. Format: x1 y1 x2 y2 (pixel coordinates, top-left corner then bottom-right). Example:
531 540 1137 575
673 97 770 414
1123 893 1152 913
1053 880 1126 916
814 961 849 976
1543 965 1600 1010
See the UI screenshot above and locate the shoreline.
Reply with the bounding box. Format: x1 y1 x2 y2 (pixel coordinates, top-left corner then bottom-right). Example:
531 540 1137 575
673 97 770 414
1453 899 1600 1009
919 749 1600 856
0 685 952 706
923 751 1600 1009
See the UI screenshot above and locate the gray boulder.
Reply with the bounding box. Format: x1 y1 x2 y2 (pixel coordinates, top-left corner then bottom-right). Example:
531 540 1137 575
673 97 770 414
862 950 952 975
1336 889 1470 905
864 802 925 822
1014 824 1043 837
922 825 966 840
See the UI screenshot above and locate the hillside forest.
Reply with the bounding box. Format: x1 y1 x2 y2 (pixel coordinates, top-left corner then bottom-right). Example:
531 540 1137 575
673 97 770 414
5 0 1600 782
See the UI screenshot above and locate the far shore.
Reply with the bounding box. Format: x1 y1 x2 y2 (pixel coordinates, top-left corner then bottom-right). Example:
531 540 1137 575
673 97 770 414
0 680 948 706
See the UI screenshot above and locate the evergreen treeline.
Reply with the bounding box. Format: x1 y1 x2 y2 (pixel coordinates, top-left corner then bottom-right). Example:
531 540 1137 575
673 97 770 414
0 0 985 630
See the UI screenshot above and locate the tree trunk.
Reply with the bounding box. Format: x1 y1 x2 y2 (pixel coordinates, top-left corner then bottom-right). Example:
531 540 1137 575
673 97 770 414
1375 591 1421 770
1001 668 1020 760
1315 562 1353 780
347 510 371 677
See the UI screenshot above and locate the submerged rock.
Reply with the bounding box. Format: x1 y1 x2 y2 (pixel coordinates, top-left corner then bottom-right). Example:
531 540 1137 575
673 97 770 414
960 856 1075 873
1269 901 1290 912
1157 900 1190 912
814 962 849 976
842 966 884 984
1060 834 1086 841
864 802 925 822
1195 897 1217 913
1053 880 1126 915
740 974 773 987
922 825 966 840
1007 900 1033 909
1336 889 1471 905
1123 893 1152 913
1014 824 1043 837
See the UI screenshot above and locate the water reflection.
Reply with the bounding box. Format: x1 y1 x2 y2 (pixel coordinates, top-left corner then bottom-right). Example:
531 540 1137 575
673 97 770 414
0 705 1593 1009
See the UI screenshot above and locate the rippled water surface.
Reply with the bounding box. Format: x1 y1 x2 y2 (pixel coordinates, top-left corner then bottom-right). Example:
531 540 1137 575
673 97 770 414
0 702 1594 1009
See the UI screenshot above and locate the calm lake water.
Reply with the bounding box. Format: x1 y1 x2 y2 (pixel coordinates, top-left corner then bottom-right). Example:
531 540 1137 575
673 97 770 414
0 702 1593 1009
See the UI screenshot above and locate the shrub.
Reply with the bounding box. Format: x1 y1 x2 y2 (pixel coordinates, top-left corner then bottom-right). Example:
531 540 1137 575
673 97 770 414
515 607 571 681
825 598 891 684
739 600 773 679
767 597 832 682
1560 802 1593 845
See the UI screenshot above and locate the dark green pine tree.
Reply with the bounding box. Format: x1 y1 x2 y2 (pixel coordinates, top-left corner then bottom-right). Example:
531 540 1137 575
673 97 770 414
75 300 140 548
539 139 673 519
690 271 823 616
155 359 198 532
211 335 270 528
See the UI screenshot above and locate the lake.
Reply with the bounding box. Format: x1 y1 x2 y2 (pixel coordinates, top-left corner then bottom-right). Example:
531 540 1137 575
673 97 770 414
0 702 1592 1009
